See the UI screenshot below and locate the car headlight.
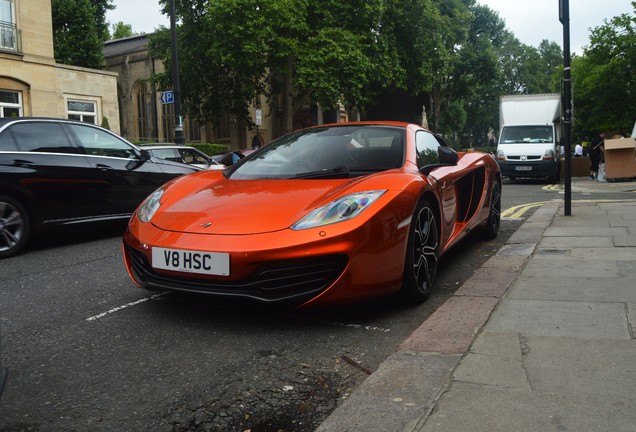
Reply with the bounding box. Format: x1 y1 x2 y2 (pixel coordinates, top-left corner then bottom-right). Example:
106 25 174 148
291 190 386 230
137 187 164 223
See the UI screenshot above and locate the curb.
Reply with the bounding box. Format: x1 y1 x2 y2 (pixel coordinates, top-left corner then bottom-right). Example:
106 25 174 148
315 202 560 432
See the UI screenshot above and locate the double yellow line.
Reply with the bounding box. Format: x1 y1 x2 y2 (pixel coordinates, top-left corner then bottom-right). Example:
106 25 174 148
501 201 552 219
502 198 636 220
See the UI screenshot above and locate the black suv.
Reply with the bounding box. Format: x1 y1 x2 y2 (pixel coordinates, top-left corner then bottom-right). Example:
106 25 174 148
0 117 201 258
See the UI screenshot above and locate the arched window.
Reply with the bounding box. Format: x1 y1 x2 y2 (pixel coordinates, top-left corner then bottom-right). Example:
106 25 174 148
133 82 148 141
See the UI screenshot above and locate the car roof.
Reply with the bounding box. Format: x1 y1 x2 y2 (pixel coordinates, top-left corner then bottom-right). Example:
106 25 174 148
142 144 200 150
0 116 103 127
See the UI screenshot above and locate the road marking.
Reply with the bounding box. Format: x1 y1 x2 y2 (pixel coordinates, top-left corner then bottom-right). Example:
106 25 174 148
502 201 553 219
502 198 636 220
86 293 165 321
542 184 561 191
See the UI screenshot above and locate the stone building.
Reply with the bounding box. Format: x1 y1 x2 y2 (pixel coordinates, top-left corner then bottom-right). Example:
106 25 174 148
103 34 274 150
0 0 119 131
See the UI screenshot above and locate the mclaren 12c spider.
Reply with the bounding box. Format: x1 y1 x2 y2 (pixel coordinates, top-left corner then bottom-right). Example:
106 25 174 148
123 122 501 307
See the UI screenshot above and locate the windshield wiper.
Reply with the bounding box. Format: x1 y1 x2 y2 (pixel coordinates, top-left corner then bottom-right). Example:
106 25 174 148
293 166 350 179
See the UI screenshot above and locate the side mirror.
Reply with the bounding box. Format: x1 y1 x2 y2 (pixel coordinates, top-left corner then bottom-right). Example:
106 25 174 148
438 146 459 165
419 146 459 176
139 149 152 162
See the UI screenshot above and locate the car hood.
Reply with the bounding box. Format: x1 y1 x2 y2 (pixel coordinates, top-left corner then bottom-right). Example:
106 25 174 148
152 174 390 235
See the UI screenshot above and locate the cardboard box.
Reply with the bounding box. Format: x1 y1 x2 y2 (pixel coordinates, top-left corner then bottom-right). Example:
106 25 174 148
603 137 636 179
560 156 591 177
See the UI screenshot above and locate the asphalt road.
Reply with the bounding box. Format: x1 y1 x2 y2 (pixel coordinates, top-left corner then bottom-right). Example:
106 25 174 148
0 179 590 431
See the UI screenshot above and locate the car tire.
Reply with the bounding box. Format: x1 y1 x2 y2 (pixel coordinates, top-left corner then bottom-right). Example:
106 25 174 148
400 199 439 304
482 180 501 240
0 195 31 259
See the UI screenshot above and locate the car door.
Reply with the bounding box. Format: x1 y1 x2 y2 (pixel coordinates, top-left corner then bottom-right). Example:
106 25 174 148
415 130 457 246
65 123 175 216
0 120 101 224
177 147 211 169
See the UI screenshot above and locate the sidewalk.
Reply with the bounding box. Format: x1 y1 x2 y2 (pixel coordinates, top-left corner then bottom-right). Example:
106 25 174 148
316 179 636 432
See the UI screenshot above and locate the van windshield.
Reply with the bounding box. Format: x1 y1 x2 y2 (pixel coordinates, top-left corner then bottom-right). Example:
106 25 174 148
500 126 553 144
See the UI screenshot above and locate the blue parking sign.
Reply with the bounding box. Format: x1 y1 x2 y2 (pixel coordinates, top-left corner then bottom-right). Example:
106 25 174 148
160 91 174 105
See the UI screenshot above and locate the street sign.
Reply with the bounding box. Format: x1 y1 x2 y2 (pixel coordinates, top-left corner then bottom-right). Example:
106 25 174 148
255 109 262 126
160 91 174 105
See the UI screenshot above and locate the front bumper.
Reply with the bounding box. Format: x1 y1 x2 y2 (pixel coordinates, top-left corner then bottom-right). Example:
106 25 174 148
123 212 409 307
497 159 558 178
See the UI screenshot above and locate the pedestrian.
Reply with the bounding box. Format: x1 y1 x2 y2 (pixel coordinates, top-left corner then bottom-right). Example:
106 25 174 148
574 143 583 156
251 133 262 150
589 132 606 179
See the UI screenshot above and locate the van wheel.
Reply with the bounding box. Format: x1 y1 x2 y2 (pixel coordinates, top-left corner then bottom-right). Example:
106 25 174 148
400 199 439 304
0 195 31 259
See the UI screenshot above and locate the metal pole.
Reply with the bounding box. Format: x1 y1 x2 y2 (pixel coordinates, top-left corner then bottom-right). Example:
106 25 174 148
560 0 572 216
170 0 184 144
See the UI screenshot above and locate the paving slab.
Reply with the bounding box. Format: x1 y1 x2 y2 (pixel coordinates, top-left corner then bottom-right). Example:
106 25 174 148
417 382 636 432
485 299 631 339
538 236 614 248
520 258 620 278
549 214 612 227
614 234 636 246
453 268 516 298
453 351 531 390
400 296 499 354
543 226 628 237
523 336 636 399
496 243 536 256
506 227 546 244
315 352 460 432
507 275 636 302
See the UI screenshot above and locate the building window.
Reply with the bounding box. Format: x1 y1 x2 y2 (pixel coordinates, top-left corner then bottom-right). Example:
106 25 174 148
0 0 19 52
214 115 230 140
186 117 201 142
0 90 21 117
67 100 97 124
162 103 174 142
133 82 148 141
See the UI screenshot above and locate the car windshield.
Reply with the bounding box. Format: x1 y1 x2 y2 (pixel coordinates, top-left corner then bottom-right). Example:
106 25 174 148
228 125 405 180
500 126 554 144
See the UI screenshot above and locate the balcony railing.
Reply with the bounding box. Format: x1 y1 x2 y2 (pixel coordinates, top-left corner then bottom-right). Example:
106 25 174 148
0 21 21 53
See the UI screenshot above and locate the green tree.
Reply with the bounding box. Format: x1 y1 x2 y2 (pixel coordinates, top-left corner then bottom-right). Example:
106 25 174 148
111 21 136 39
151 0 401 134
459 3 507 146
88 0 115 42
52 0 106 68
572 2 636 137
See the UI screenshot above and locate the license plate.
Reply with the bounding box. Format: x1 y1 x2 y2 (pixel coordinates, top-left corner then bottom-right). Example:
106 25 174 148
515 166 532 171
152 247 230 276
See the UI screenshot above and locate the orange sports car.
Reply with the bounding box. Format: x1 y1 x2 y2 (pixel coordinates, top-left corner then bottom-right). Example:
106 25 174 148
123 122 501 307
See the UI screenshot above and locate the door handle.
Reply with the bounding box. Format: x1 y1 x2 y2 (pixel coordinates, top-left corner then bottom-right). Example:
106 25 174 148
96 164 114 171
13 159 36 168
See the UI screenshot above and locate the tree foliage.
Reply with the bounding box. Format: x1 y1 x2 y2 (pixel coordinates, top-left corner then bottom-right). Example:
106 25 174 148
146 0 631 146
52 0 108 68
572 2 636 137
110 21 137 40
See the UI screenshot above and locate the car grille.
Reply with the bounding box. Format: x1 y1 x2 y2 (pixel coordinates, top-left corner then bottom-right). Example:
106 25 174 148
125 245 348 305
507 155 541 161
